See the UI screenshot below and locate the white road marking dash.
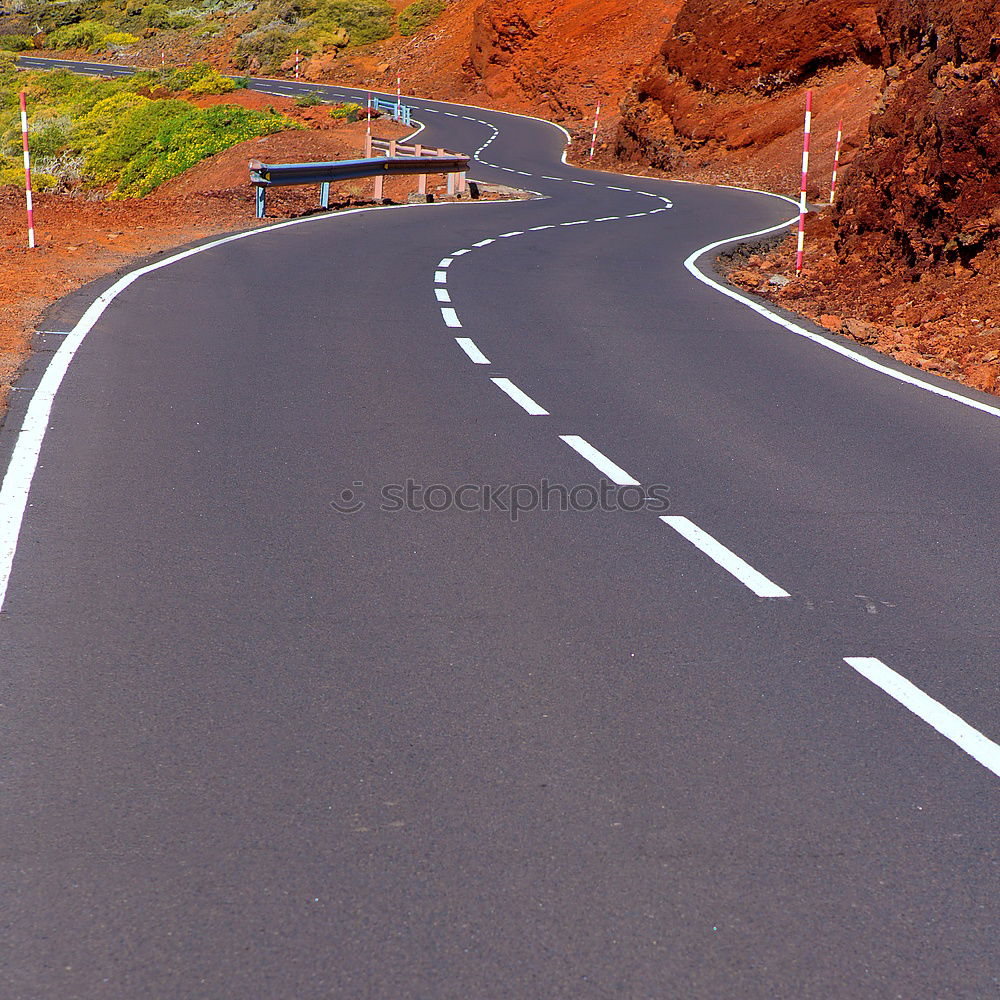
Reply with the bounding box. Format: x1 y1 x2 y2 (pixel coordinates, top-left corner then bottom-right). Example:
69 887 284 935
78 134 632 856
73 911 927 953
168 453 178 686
456 338 490 364
844 657 1000 778
434 270 448 283
441 307 462 328
435 288 451 302
491 378 549 415
559 435 639 486
660 516 790 598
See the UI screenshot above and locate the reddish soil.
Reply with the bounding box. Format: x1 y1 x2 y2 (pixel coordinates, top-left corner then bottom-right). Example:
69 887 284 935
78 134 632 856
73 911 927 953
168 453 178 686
728 213 1000 396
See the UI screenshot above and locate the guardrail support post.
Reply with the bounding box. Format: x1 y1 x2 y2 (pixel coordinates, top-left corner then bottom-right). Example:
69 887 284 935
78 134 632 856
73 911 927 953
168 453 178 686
374 173 384 201
255 185 266 219
389 139 396 157
365 134 372 158
414 143 427 195
320 181 330 209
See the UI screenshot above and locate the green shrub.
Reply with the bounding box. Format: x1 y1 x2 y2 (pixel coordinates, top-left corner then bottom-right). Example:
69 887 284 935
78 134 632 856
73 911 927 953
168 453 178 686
161 62 228 93
71 91 151 150
161 63 237 95
306 26 349 52
25 113 74 158
0 165 57 190
143 3 170 29
328 101 359 121
0 35 35 52
47 21 107 51
308 0 394 46
232 29 297 71
295 91 322 107
85 98 194 185
100 31 139 50
398 0 443 36
167 11 198 30
187 73 236 95
113 103 296 197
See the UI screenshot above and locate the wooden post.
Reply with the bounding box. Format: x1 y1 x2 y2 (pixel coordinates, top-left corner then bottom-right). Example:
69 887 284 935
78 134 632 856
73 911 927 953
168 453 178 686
374 173 384 201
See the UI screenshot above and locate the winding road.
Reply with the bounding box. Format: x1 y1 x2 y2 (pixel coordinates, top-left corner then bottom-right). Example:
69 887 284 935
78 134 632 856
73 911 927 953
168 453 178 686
5 58 1000 998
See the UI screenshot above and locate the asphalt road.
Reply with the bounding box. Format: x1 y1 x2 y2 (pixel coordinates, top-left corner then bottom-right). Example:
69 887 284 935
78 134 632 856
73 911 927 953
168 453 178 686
4 59 1000 999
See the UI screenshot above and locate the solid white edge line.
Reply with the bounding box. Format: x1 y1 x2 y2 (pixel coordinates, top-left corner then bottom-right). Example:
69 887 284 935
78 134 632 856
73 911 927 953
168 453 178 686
435 288 451 302
558 435 639 487
490 378 549 415
844 657 1000 778
660 515 791 598
682 204 1000 421
456 338 490 364
441 307 462 328
0 200 492 612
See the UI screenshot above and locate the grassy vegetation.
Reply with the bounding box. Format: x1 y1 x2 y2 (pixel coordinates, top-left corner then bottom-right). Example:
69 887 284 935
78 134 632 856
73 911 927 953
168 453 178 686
398 0 445 36
0 62 297 197
3 0 428 73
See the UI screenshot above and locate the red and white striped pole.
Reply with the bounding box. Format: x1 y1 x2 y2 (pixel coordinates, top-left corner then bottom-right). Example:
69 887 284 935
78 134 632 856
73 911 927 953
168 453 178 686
19 92 35 250
295 48 300 80
396 72 401 118
589 101 601 160
795 89 812 278
160 49 165 69
829 118 843 205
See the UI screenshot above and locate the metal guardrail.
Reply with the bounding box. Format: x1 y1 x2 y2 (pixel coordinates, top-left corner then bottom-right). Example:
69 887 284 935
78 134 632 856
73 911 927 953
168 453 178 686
248 149 470 218
368 96 412 126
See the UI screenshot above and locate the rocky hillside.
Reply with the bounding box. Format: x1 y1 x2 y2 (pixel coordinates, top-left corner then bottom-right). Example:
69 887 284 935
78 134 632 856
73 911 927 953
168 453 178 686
836 2 1000 275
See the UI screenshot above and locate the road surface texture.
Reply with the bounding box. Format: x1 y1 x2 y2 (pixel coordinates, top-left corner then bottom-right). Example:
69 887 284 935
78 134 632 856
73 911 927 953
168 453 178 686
4 59 1000 999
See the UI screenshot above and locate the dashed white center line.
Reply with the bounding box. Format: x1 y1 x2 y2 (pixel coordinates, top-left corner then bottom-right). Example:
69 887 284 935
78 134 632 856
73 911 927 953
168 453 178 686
434 270 448 283
607 185 631 191
595 216 620 222
491 378 549 415
571 180 596 186
435 288 451 302
844 657 1000 778
498 231 524 238
452 249 471 256
541 176 562 181
441 307 462 328
659 516 790 598
559 435 640 487
456 337 490 364
626 213 646 218
438 257 453 268
472 239 495 247
530 225 556 231
560 220 588 226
